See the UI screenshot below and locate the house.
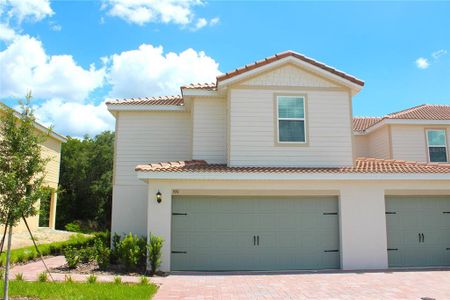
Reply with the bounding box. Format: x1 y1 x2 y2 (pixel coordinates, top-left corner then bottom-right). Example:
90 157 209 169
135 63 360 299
106 51 450 272
0 103 67 232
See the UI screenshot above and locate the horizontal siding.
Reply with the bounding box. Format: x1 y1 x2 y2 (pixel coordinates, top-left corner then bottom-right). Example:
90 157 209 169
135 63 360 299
391 125 450 162
192 98 227 163
40 136 62 185
229 88 353 167
353 135 369 158
115 111 192 186
367 126 391 159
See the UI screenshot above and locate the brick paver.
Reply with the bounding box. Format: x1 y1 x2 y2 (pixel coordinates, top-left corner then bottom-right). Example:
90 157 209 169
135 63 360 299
152 269 450 300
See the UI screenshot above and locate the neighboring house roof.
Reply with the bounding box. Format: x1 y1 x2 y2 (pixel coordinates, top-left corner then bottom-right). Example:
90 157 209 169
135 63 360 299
0 102 67 143
215 50 365 87
106 95 184 106
135 158 450 174
353 104 450 133
181 82 217 90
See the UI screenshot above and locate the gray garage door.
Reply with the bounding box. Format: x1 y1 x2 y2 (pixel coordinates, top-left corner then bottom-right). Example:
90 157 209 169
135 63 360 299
171 195 340 271
386 196 450 267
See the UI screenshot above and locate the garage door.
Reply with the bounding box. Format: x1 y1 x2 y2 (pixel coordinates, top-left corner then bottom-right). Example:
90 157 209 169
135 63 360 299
171 196 340 271
386 196 450 267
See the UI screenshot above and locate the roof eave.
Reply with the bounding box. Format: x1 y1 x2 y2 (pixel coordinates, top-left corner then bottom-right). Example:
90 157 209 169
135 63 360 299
106 104 186 112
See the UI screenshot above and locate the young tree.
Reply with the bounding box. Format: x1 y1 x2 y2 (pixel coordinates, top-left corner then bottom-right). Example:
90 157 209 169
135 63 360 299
0 94 50 299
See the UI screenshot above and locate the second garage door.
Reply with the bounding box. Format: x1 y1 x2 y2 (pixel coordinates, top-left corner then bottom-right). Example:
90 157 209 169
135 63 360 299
171 196 340 271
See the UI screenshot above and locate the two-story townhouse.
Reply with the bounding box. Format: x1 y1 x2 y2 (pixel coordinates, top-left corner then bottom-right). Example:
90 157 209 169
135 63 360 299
107 51 450 272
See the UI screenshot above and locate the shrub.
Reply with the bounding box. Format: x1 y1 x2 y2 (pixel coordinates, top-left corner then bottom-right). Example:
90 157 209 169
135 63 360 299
116 233 147 271
38 272 48 282
87 274 97 284
139 276 149 285
113 276 122 284
94 238 111 270
15 273 24 281
0 268 4 280
79 247 96 264
16 252 26 263
65 275 74 283
148 235 164 275
64 246 80 269
65 222 81 233
110 233 121 264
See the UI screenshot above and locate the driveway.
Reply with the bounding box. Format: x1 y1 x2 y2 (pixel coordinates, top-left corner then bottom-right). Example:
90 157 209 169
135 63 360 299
152 269 450 299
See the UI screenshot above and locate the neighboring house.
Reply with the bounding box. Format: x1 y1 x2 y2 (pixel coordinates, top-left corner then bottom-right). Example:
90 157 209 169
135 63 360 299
106 51 450 272
0 103 67 232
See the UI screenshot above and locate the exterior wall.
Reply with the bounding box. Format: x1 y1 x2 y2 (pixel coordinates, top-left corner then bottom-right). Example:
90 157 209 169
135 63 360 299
146 178 450 272
366 126 391 159
228 88 353 167
353 135 369 158
111 111 192 236
192 97 227 164
390 125 450 162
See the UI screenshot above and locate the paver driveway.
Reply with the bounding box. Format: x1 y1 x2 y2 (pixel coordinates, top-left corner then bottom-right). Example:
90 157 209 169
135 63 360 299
152 269 450 300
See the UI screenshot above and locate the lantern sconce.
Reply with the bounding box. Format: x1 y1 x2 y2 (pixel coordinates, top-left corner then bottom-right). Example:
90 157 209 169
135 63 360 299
156 190 162 203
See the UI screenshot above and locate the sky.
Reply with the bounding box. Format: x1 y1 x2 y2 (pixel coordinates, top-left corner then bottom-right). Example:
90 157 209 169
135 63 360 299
0 0 449 137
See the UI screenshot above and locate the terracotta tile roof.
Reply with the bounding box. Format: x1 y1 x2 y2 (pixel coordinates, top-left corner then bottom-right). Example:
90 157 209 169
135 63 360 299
106 95 184 106
352 117 383 132
181 82 217 90
135 158 450 174
216 50 365 87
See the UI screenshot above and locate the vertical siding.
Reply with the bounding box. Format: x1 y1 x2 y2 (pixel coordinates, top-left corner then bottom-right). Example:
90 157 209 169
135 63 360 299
367 126 391 159
390 125 450 162
229 88 353 167
353 135 369 158
192 97 227 163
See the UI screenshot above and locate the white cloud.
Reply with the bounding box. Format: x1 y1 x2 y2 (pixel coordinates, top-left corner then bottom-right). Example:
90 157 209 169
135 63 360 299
432 49 447 60
0 35 105 102
49 21 61 31
106 44 221 98
0 23 16 41
191 16 219 31
2 0 53 23
209 17 219 26
415 57 429 69
33 99 114 138
103 0 204 26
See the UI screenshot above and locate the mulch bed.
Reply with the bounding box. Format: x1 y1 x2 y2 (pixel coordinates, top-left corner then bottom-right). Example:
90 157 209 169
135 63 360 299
50 261 166 277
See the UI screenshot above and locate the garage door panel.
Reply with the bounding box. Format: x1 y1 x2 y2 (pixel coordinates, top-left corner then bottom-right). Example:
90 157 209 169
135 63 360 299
172 195 340 271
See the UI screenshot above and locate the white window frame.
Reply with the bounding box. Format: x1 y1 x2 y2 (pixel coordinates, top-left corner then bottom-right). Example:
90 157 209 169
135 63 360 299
276 95 307 144
426 129 448 163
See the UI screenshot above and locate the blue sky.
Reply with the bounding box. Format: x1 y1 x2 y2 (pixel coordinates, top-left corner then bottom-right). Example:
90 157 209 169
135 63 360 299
0 0 449 137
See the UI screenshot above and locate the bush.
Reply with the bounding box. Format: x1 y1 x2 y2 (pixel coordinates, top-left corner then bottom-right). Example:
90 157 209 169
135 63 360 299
64 246 80 269
116 233 147 271
148 235 163 275
65 222 81 233
87 274 97 284
94 239 111 270
79 247 96 264
15 273 24 281
38 272 48 282
110 233 121 264
0 268 4 280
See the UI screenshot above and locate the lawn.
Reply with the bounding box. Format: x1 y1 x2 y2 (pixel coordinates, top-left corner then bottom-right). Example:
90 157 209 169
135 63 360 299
0 280 158 300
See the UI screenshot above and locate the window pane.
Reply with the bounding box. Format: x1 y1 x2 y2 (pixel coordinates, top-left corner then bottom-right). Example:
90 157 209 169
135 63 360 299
279 120 305 142
427 130 446 146
429 147 448 162
278 97 304 118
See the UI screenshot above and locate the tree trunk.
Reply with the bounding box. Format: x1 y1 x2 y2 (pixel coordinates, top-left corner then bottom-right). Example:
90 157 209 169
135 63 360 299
3 224 13 300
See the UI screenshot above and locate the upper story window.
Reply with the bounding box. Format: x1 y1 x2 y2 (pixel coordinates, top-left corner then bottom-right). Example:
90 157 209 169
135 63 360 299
426 129 448 162
276 96 306 143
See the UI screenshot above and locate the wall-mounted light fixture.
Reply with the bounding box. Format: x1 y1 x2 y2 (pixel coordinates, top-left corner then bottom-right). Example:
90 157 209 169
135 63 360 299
156 190 162 203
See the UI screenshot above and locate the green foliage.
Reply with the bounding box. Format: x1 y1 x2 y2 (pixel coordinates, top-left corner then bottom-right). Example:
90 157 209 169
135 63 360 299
139 276 149 285
0 280 158 300
38 188 52 227
57 131 114 231
110 233 121 264
113 276 122 284
0 268 4 280
79 247 96 264
115 233 147 271
64 275 74 283
0 96 51 227
86 274 97 284
94 238 111 270
0 234 95 266
148 235 164 275
14 273 24 281
38 272 48 282
65 222 82 232
64 246 80 269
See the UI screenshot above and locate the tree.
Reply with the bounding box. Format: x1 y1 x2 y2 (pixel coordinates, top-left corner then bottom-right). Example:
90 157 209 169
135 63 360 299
0 94 50 299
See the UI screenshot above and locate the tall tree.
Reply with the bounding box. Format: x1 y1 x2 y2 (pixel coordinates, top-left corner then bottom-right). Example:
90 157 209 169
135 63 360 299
0 95 50 299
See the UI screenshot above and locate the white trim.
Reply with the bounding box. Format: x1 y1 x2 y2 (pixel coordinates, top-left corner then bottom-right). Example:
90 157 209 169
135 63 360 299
106 104 186 112
276 95 307 144
218 56 363 94
137 171 450 181
358 119 450 135
426 129 448 163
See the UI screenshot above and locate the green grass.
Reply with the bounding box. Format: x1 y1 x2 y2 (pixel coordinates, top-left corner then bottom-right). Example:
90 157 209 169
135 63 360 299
0 280 158 300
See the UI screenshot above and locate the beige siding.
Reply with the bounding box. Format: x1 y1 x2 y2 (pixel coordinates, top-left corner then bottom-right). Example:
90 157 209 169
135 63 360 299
192 97 227 163
229 88 353 167
366 126 391 159
391 125 450 162
353 135 369 158
41 136 62 185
